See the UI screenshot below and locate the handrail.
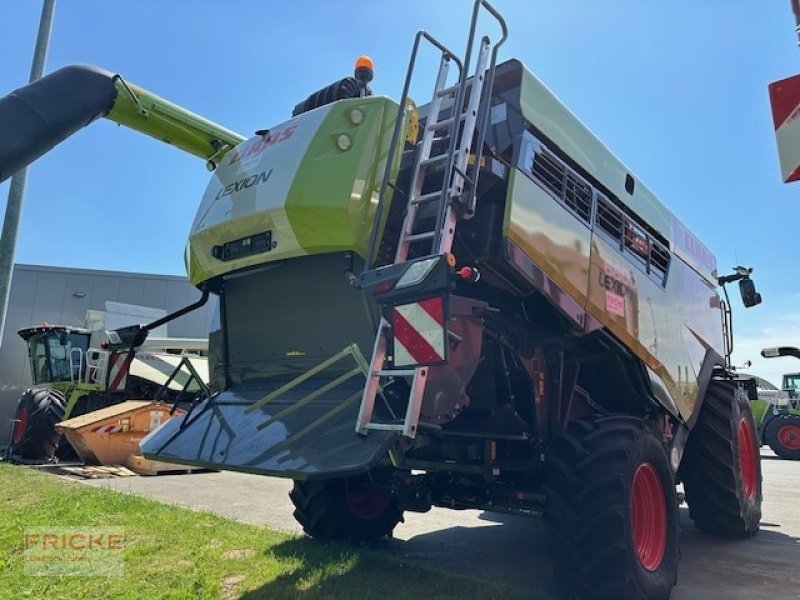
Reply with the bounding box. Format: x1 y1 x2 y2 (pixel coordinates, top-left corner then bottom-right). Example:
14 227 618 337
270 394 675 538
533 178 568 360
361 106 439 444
363 32 463 270
469 0 509 214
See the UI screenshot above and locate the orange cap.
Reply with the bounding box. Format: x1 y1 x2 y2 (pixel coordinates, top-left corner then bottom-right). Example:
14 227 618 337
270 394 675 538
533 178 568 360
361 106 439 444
355 55 375 71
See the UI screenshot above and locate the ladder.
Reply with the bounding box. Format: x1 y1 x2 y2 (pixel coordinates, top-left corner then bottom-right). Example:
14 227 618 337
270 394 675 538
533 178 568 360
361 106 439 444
356 0 508 438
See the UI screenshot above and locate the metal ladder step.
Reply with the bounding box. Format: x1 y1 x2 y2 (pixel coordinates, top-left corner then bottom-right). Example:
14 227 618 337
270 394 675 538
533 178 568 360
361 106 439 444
364 423 406 432
376 369 417 377
403 231 436 243
419 153 449 168
427 112 467 131
410 190 445 205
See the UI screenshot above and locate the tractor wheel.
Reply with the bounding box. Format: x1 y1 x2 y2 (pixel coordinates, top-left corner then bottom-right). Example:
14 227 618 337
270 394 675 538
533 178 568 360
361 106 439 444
681 380 761 537
9 388 66 461
290 474 403 543
545 416 679 600
763 413 800 460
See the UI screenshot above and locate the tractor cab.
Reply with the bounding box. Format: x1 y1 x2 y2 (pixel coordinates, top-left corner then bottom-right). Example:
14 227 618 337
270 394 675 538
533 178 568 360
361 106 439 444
782 373 800 401
18 326 92 387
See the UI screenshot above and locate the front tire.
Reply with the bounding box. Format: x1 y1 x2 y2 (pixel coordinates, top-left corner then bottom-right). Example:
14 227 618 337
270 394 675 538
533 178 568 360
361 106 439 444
9 388 66 461
681 379 761 537
290 474 403 543
545 416 679 600
763 412 800 460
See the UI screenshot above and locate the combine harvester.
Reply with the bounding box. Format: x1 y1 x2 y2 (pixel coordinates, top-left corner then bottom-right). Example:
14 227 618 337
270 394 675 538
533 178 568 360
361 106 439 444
0 2 764 597
8 311 208 462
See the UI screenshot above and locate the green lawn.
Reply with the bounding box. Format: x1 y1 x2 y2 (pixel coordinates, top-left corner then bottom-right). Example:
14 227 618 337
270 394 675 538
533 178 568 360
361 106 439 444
0 464 532 600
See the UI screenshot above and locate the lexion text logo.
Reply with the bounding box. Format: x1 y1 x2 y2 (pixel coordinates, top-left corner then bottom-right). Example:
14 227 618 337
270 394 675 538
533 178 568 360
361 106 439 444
24 526 125 576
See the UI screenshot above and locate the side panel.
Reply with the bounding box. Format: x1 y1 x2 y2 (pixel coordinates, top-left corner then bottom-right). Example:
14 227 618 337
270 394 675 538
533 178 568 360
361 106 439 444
585 236 723 420
503 127 724 421
516 63 674 247
505 170 592 311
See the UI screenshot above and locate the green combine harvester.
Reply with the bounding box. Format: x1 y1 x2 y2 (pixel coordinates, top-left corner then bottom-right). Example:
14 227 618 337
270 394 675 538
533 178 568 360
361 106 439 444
8 322 208 461
0 2 766 598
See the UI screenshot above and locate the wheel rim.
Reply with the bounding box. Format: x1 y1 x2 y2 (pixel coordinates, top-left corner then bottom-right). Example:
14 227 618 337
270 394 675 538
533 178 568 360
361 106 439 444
738 419 758 500
344 481 392 520
631 463 667 572
12 407 28 444
776 423 800 450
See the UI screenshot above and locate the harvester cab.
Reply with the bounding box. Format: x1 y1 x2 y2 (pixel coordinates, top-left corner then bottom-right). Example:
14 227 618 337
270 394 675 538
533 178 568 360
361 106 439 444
19 325 92 387
782 372 800 400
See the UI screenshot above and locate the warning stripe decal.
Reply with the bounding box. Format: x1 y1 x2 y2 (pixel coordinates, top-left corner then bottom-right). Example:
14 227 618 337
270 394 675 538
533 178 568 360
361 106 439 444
769 75 800 129
89 424 123 434
769 74 800 183
108 353 133 391
392 297 446 366
417 296 445 326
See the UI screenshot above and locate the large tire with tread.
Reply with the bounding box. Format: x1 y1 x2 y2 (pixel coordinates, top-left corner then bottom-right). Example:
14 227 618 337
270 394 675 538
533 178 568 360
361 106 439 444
681 379 761 537
763 412 800 460
9 388 66 461
545 416 680 600
290 474 403 543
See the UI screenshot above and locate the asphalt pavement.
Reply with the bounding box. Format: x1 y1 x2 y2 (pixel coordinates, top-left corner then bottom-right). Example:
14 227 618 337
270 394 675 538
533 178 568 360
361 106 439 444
76 449 800 599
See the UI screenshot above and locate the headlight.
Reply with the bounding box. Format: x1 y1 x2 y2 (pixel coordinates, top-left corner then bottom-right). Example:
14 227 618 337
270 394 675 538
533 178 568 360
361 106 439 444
396 257 440 289
336 134 352 151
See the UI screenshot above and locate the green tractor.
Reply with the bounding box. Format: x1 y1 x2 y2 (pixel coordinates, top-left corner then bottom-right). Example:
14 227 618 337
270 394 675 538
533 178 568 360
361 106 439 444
749 347 800 460
9 323 207 462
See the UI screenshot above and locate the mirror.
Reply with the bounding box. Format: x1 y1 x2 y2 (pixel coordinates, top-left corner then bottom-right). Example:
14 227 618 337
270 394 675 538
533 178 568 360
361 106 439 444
59 330 69 346
739 278 762 308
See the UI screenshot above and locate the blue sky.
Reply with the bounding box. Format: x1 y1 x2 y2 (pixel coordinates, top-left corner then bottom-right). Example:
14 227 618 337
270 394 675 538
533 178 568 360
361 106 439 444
1 1 799 384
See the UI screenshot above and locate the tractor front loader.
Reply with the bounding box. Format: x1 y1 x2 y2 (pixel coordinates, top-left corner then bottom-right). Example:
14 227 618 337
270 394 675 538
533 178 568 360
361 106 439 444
0 2 765 597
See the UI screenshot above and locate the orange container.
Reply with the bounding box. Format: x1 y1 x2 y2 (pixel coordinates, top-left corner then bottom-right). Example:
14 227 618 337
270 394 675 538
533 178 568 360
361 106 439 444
56 401 183 465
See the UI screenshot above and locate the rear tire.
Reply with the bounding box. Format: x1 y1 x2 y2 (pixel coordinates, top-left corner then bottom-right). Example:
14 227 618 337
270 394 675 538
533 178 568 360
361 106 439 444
9 388 66 461
763 413 800 460
290 474 403 543
681 379 761 537
545 416 679 600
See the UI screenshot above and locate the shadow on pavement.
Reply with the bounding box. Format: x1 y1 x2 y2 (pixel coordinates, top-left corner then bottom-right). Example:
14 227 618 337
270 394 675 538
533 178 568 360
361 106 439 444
237 535 534 600
241 507 800 600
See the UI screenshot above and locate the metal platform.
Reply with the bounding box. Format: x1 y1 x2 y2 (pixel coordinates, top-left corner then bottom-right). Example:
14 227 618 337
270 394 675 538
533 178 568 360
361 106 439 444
140 377 398 481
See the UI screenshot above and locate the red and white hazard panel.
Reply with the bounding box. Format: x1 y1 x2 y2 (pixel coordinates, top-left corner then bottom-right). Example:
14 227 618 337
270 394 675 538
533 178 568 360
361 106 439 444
89 423 124 434
391 296 447 367
769 73 800 183
107 352 134 391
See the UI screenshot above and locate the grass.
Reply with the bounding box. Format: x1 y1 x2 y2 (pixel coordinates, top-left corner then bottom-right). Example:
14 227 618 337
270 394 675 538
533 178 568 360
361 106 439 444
0 464 533 600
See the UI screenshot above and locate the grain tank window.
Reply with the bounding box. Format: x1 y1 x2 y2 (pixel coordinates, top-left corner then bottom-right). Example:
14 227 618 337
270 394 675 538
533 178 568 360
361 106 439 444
595 193 623 241
624 222 649 265
517 132 671 287
529 147 592 224
594 194 671 287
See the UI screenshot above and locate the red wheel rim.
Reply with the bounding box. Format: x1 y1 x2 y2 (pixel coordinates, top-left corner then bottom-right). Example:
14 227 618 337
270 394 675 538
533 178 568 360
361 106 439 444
738 419 758 501
631 463 667 571
777 423 800 450
631 463 667 572
12 407 28 444
345 481 392 520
